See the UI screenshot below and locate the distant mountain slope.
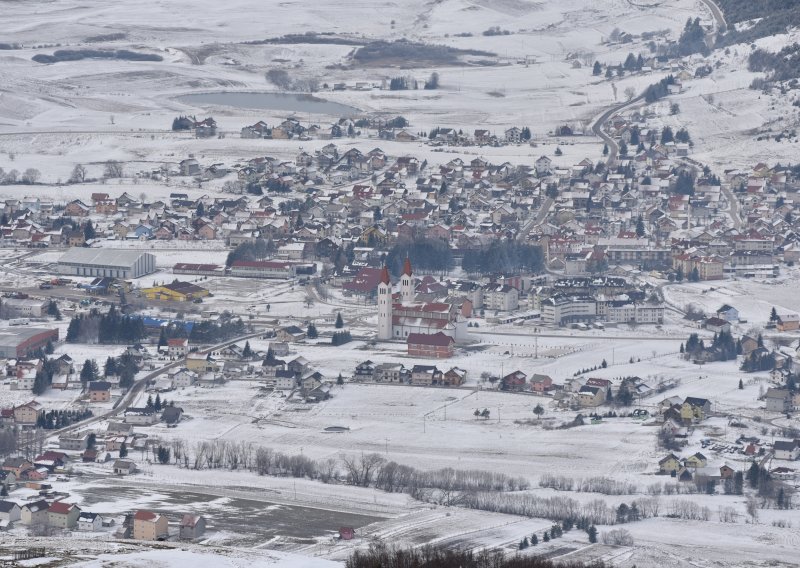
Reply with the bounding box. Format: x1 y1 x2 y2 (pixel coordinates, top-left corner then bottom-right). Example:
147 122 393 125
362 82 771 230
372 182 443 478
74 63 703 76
717 0 800 45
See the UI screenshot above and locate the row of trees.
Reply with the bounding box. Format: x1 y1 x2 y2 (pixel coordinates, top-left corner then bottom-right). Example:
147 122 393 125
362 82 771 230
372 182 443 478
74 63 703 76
66 307 146 344
389 72 441 91
461 241 544 275
331 330 352 346
150 437 528 503
225 237 276 266
346 543 606 568
36 409 93 430
643 74 677 103
188 315 246 344
0 167 40 185
385 238 454 276
682 330 738 362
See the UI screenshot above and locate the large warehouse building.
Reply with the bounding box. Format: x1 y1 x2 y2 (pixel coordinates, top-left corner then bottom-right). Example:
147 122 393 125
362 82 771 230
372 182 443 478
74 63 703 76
0 327 59 358
58 248 156 279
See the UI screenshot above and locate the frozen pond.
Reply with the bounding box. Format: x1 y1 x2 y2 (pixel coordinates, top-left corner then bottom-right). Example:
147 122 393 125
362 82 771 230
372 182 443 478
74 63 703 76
178 92 359 116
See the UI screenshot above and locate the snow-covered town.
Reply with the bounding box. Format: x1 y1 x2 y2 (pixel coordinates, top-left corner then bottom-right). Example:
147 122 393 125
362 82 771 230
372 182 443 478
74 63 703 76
0 0 799 566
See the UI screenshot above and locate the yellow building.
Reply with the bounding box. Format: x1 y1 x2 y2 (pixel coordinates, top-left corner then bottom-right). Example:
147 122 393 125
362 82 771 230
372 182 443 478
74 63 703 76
140 281 209 302
133 510 168 540
185 352 220 373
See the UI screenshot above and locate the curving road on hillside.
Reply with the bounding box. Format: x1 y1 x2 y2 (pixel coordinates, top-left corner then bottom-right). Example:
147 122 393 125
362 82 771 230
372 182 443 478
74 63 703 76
698 0 726 31
591 93 646 166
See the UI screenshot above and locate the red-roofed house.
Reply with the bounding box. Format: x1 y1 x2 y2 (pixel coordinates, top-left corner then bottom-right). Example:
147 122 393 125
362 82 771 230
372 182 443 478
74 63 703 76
48 502 81 529
407 332 455 358
167 338 189 358
134 510 169 540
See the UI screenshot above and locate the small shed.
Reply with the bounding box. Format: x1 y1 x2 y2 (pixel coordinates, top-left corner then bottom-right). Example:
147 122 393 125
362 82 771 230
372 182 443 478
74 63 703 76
179 514 206 540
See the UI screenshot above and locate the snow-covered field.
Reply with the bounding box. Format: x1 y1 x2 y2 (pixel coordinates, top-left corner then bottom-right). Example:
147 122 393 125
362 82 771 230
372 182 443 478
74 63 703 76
0 0 710 185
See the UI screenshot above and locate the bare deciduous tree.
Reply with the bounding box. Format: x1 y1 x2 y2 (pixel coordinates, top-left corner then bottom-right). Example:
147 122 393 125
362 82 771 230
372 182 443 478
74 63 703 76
104 160 123 178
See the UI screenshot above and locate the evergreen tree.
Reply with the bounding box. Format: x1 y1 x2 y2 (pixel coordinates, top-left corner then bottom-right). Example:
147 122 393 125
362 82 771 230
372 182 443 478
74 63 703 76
531 534 538 545
543 532 550 542
592 60 602 75
616 381 634 406
154 393 162 411
87 433 96 449
739 378 744 390
157 446 170 464
32 370 49 395
158 327 168 349
335 312 344 329
689 267 700 282
146 394 154 409
47 300 61 320
66 317 81 343
635 216 645 237
307 323 318 339
243 341 252 359
770 307 778 322
747 462 760 488
603 143 609 156
337 373 344 385
83 220 96 241
104 357 117 377
119 442 128 458
80 359 98 383
587 525 597 543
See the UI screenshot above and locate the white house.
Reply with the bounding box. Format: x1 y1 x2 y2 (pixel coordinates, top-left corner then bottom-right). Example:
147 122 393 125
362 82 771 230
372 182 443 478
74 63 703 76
0 501 21 524
123 407 159 425
170 369 197 388
715 304 739 323
482 283 519 312
773 440 799 460
77 511 103 531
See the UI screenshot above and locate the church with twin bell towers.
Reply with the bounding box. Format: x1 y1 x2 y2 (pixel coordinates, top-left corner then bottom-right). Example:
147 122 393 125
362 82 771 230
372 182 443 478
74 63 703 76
377 258 468 342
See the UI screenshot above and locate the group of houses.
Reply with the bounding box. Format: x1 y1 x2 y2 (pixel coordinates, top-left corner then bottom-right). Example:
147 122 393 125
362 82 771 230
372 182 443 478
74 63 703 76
353 360 468 387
